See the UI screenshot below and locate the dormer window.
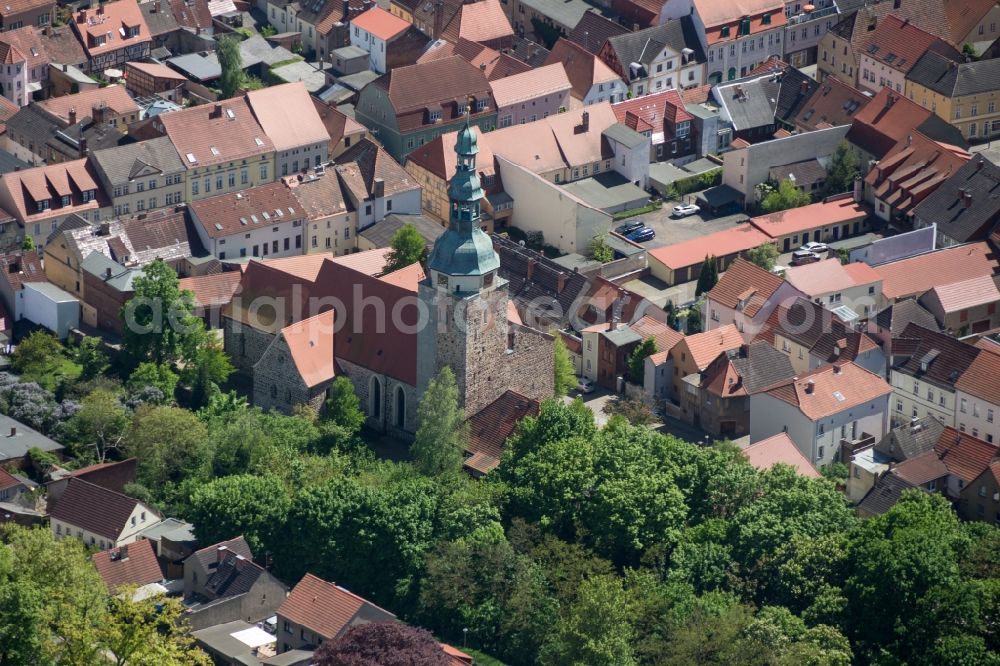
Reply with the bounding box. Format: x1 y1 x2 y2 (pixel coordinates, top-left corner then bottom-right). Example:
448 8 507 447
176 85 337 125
762 12 771 25
429 109 442 122
81 189 95 202
476 99 488 111
720 25 730 38
456 104 466 115
60 195 70 207
36 199 49 212
739 18 751 36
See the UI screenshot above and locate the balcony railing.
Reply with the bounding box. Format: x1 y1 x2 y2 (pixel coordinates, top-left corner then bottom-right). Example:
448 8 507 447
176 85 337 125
786 5 839 26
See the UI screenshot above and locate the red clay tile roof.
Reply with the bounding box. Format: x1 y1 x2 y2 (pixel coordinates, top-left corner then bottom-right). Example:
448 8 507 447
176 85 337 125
846 88 937 159
680 84 712 105
418 38 530 80
612 88 693 133
743 432 820 478
256 253 333 282
864 130 971 216
696 0 786 43
49 478 155 541
465 390 539 474
545 38 620 100
0 0 50 18
379 262 424 291
189 536 253 570
631 314 684 353
793 76 870 131
0 158 104 223
66 457 137 493
934 426 999 483
0 466 21 492
168 0 212 31
331 247 392 277
922 275 1000 314
245 82 330 153
159 97 274 169
190 182 303 239
681 324 743 371
179 271 243 309
278 573 396 641
860 15 959 75
382 56 493 132
784 258 882 297
441 0 513 46
351 6 410 41
706 258 785 317
0 250 45 292
955 350 1000 411
72 0 151 58
893 450 950 485
872 241 998 301
441 643 474 666
749 195 867 239
281 310 337 388
92 538 163 592
763 362 891 420
648 224 771 270
489 62 571 108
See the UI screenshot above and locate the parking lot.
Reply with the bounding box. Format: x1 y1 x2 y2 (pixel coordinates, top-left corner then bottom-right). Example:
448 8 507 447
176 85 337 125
615 201 749 250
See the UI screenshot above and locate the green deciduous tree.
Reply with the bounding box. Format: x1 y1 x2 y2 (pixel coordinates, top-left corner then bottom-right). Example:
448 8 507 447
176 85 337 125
121 259 202 368
411 367 467 477
188 474 291 555
0 526 209 665
12 330 63 385
127 362 179 402
760 179 812 213
75 336 110 381
323 376 365 433
66 388 129 463
127 405 212 509
746 243 779 271
552 336 576 397
627 338 657 385
589 235 614 263
540 574 638 666
383 224 427 274
695 256 718 296
217 35 243 99
822 141 859 197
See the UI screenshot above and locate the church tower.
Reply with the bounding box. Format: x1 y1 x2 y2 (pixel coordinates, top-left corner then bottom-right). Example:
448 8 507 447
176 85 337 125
416 119 511 416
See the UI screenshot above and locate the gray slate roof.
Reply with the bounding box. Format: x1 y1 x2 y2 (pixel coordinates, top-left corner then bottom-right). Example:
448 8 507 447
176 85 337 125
875 298 940 337
0 414 63 462
730 341 796 394
907 50 1000 98
911 155 1000 244
90 136 184 185
874 416 945 462
605 16 705 79
568 10 628 54
602 122 647 149
81 252 145 292
358 213 445 250
857 472 917 516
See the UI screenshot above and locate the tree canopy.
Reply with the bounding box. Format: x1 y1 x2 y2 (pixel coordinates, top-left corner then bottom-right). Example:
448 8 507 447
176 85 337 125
120 259 203 368
217 35 243 99
746 243 779 271
411 367 467 477
384 224 427 273
552 336 576 396
760 179 812 213
314 623 449 666
695 257 718 296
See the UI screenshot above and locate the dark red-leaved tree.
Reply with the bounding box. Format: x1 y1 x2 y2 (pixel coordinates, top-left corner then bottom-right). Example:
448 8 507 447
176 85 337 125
312 622 450 666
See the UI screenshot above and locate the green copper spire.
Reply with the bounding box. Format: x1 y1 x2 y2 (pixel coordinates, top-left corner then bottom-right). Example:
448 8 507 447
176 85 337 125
427 118 500 278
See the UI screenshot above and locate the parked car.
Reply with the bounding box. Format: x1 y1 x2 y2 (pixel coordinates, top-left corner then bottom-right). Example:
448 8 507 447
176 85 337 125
626 226 656 243
799 241 829 254
577 376 595 394
791 249 822 266
615 219 644 235
671 203 700 218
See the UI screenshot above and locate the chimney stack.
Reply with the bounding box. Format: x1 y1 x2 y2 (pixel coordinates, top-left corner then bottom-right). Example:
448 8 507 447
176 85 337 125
217 546 230 563
580 110 589 131
964 189 973 207
68 107 77 125
805 379 815 394
153 0 161 11
557 272 567 294
526 257 536 281
92 103 107 126
852 174 862 202
105 267 112 279
211 103 223 119
799 79 808 95
373 177 384 199
833 363 842 373
8 427 15 437
977 157 985 170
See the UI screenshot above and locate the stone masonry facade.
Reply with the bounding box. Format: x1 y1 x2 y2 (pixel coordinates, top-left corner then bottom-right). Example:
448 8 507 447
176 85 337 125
337 357 418 439
253 333 331 415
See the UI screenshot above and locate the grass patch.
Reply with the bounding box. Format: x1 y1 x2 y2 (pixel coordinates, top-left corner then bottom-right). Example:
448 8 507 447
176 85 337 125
463 648 508 666
612 200 662 221
269 56 305 70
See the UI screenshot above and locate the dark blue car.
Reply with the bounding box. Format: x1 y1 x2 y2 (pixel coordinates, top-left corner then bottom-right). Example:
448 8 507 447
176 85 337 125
626 226 655 243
